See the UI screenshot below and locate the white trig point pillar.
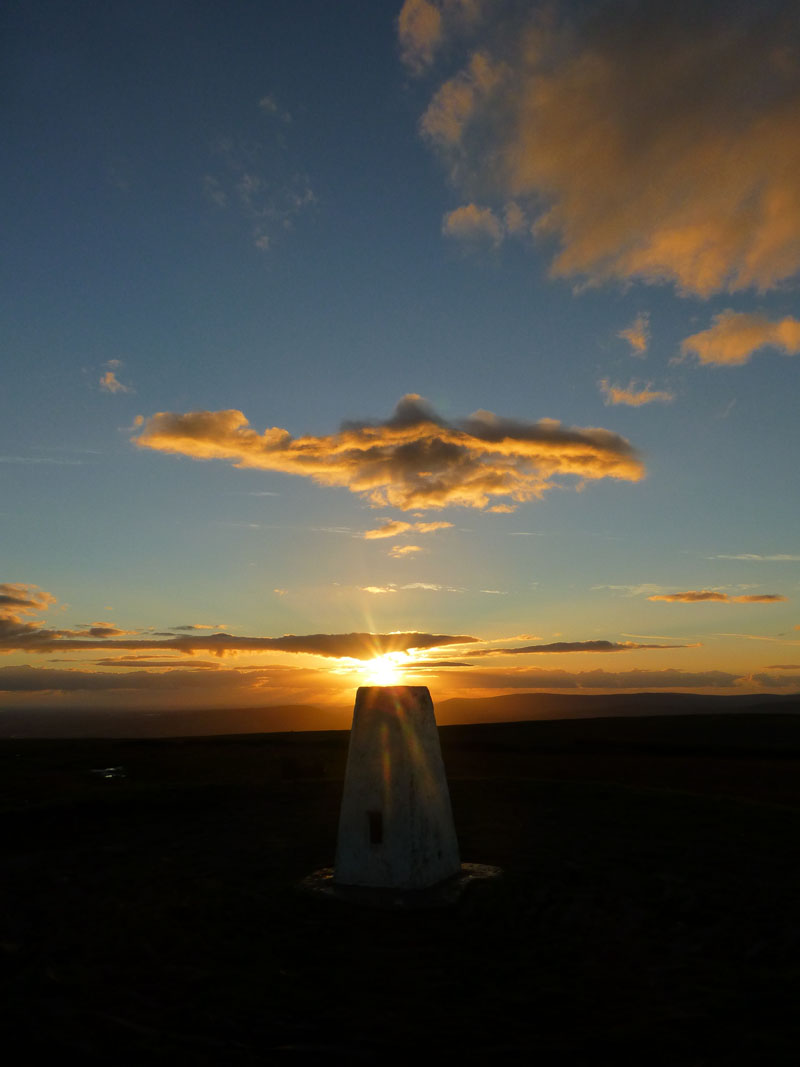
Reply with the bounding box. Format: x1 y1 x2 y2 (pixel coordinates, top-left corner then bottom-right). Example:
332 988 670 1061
299 684 501 907
334 686 461 890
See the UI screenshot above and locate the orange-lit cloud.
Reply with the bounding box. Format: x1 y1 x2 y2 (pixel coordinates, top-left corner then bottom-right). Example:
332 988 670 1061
442 203 503 246
414 1 800 295
99 370 131 394
649 591 787 603
0 583 57 614
133 394 644 512
619 314 650 356
599 380 674 407
390 544 424 558
398 0 483 73
362 519 453 539
681 311 800 366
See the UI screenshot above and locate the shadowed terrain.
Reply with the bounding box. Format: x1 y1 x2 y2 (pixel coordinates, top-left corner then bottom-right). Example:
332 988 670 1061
1 713 799 1062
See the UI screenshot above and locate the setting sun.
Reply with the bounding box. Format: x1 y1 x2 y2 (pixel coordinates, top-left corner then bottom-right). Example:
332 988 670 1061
360 653 407 687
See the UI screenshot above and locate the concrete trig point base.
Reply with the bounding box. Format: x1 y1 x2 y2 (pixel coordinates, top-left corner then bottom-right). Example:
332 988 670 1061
300 685 502 909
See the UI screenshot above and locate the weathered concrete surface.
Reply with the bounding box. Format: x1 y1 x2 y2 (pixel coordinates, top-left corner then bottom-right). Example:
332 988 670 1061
334 686 461 889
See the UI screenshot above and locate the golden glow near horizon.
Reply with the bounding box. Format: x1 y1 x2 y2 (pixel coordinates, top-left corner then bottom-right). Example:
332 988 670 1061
360 652 409 687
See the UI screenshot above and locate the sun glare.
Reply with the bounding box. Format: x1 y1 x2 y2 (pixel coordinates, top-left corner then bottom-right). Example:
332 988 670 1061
361 652 406 686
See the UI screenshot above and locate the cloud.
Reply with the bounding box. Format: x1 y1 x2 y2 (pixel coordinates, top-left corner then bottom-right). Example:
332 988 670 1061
649 590 787 603
362 519 453 539
0 610 477 660
258 94 291 122
681 311 800 366
398 0 443 71
443 203 504 246
593 583 669 597
170 623 226 632
398 0 482 72
750 673 800 689
764 664 800 670
133 393 644 512
619 314 650 356
390 544 424 558
413 1 800 295
204 134 315 252
99 370 131 394
599 380 674 407
92 658 222 669
430 667 740 689
470 639 693 655
0 665 258 693
0 583 57 615
713 553 800 562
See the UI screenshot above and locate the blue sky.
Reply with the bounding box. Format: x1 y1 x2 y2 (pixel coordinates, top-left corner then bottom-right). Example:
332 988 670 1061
3 1 800 721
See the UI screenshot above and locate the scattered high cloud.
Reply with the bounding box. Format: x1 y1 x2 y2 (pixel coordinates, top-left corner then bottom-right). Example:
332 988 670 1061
618 314 650 356
362 519 453 539
133 393 644 512
599 380 674 407
681 311 800 366
649 590 788 603
412 0 800 295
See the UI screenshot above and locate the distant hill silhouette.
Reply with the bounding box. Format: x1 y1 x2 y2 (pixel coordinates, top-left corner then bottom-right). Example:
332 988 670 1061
1 689 798 738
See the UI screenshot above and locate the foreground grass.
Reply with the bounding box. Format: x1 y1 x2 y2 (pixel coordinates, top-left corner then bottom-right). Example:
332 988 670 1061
1 721 799 1063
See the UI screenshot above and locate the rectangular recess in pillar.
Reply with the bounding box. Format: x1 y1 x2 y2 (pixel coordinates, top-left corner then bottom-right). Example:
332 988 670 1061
367 810 383 845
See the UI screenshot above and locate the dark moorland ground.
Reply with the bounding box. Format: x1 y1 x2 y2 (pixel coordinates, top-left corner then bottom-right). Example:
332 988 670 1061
1 711 799 1063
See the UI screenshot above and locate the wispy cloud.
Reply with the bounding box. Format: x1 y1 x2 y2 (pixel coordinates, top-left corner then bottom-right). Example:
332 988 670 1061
362 519 453 539
99 361 132 394
411 1 800 295
681 311 800 366
618 313 650 356
203 122 314 252
599 380 674 407
649 590 787 603
712 553 800 562
593 583 669 597
133 393 644 513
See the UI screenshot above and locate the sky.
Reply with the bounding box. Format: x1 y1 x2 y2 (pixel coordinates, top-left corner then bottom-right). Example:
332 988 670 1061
3 0 800 726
